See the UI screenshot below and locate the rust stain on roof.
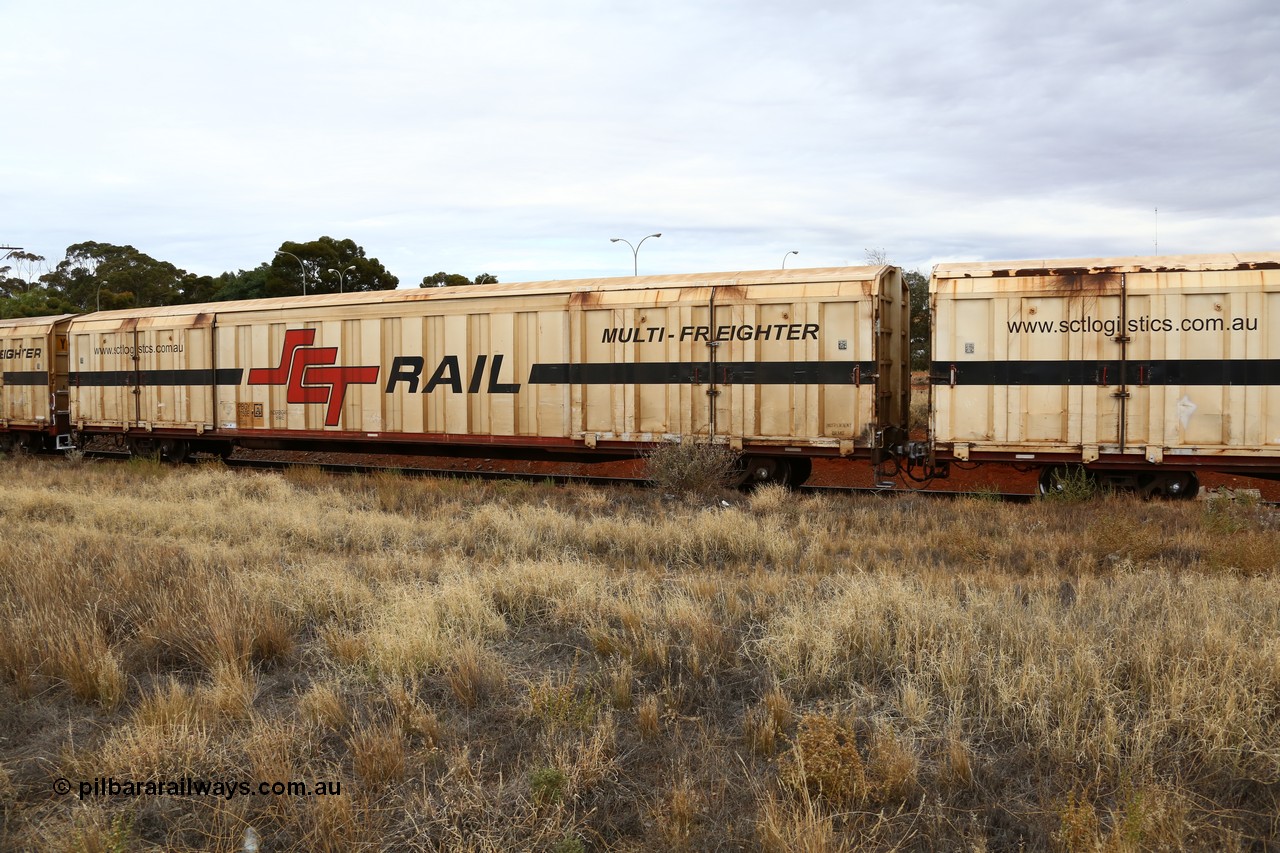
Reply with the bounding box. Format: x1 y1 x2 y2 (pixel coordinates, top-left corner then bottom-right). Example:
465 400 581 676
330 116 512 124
936 252 1280 280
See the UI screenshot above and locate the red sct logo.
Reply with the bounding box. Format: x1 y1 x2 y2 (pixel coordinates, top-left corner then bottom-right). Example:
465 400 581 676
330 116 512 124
247 329 380 427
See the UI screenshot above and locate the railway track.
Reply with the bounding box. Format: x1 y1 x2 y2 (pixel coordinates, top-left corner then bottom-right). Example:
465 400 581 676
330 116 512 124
53 448 1280 504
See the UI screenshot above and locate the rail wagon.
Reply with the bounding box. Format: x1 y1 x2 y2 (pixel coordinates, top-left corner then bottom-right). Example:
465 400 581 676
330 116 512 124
929 252 1280 496
0 314 74 452
63 266 909 483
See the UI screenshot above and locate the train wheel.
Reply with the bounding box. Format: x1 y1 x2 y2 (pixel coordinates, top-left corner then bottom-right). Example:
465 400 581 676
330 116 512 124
0 434 12 454
1177 471 1198 499
786 458 812 486
18 433 44 454
1167 472 1199 500
741 456 791 487
126 437 160 460
158 439 189 463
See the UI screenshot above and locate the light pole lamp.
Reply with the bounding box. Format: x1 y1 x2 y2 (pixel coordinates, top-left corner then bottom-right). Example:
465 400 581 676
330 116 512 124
610 233 661 276
327 264 356 293
782 250 798 269
274 250 308 296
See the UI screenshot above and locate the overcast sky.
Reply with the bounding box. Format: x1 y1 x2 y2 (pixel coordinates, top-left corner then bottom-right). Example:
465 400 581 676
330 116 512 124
3 0 1277 285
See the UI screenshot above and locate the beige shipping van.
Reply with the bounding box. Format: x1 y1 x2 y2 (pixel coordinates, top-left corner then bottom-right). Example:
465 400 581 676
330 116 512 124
63 267 909 483
931 253 1280 495
0 314 73 451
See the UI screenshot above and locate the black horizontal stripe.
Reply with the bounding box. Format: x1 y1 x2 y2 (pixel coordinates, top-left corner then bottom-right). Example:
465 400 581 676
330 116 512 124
2 371 49 386
528 361 878 385
69 369 245 387
935 359 1280 386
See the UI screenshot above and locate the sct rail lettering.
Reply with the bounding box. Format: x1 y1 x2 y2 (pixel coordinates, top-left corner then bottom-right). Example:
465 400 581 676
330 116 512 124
601 323 819 344
0 347 40 360
384 354 520 394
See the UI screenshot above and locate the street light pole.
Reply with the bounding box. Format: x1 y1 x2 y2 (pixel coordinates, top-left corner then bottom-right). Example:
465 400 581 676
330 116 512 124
327 264 357 293
782 250 798 269
274 250 308 296
609 233 661 276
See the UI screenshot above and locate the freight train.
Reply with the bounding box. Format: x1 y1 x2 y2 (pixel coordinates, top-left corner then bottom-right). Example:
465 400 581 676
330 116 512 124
2 252 1277 497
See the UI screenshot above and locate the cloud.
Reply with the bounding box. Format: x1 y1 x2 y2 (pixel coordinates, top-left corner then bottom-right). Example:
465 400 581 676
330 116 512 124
2 0 1276 282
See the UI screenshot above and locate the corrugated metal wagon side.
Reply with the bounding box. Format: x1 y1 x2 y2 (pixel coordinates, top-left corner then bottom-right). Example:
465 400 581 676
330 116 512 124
68 308 227 459
0 314 73 451
930 252 1280 495
59 267 905 484
211 290 571 446
561 267 908 482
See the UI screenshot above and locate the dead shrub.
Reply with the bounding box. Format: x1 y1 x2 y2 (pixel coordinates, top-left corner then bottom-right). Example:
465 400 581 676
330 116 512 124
777 712 869 807
645 441 740 496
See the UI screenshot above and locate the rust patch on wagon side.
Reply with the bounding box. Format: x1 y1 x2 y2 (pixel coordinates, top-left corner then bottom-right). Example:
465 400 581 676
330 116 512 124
713 285 748 301
996 272 1123 297
569 290 604 308
1237 261 1280 270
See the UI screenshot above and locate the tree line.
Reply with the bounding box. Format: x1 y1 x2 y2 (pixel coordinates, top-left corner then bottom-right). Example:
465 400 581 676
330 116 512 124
0 237 499 320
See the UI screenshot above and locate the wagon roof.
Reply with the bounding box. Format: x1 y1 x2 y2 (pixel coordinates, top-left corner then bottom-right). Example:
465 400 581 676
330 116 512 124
932 252 1280 279
0 313 75 330
80 266 892 320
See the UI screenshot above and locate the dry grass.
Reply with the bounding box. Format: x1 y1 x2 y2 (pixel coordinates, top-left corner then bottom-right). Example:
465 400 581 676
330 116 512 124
1 454 1279 850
